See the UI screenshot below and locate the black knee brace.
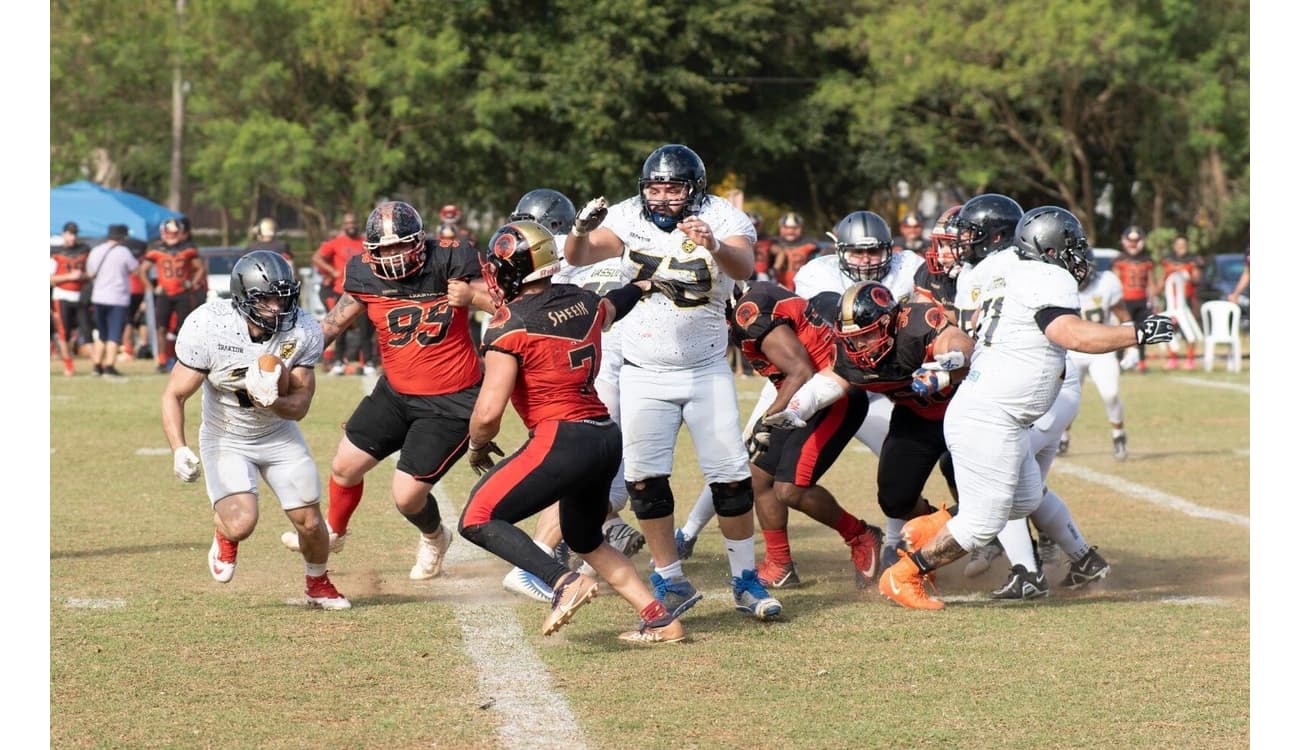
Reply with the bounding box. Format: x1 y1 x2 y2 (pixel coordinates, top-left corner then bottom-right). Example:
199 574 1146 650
711 478 754 517
627 476 674 520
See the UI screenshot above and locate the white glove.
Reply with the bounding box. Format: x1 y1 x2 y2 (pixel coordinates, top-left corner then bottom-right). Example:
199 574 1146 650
761 408 807 431
245 363 281 407
1119 348 1140 371
173 446 201 483
572 197 609 236
921 350 966 371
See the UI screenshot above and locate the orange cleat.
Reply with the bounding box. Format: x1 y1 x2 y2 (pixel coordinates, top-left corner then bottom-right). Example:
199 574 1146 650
901 505 952 553
879 553 944 610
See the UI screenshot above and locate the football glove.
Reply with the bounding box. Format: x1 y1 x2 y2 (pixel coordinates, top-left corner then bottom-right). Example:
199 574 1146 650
1119 347 1140 371
467 441 504 476
1135 314 1176 345
922 350 966 371
744 422 773 462
761 408 807 431
910 368 952 398
572 197 609 236
244 362 280 407
173 446 201 483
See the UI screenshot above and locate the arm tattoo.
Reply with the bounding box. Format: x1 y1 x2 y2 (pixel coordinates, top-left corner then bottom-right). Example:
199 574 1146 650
321 293 362 347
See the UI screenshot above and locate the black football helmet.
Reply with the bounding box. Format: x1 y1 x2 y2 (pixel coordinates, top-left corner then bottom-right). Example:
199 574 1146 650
1077 245 1097 290
230 250 301 333
363 201 427 280
482 220 561 304
1014 206 1091 286
925 205 963 275
954 193 1023 265
833 280 899 369
509 189 576 236
830 211 893 282
638 144 707 231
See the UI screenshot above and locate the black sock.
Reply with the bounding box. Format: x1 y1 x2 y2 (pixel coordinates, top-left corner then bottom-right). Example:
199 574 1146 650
401 493 443 535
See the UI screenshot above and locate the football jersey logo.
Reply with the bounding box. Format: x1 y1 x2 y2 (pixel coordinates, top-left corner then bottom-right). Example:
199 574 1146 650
488 306 511 328
734 300 760 329
870 285 893 306
924 305 947 330
682 238 697 254
277 341 297 360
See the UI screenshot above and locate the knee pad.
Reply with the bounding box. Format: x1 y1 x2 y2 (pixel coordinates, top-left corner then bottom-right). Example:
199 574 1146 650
627 476 674 520
710 478 754 518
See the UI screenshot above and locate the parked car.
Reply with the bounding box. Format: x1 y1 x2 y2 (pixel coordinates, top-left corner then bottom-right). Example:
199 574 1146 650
1199 252 1249 330
1091 247 1119 274
200 245 326 318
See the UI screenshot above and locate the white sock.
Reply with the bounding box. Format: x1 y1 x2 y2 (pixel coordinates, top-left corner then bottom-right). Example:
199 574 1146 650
1030 488 1089 561
655 560 684 580
885 517 906 547
1111 427 1126 438
601 517 622 534
723 535 756 578
682 486 715 539
305 562 327 578
996 518 1038 573
533 539 554 556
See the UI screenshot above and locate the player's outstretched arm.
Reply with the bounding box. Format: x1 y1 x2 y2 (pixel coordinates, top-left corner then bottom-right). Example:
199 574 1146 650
320 293 365 348
564 197 621 267
1044 310 1174 354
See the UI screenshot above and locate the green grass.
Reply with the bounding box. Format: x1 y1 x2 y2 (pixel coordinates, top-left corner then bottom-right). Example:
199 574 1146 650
50 352 1249 749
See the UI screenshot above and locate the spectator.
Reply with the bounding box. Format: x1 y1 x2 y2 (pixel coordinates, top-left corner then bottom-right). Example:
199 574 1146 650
85 224 139 378
892 211 926 257
1160 234 1204 370
138 217 203 372
311 212 375 375
1110 225 1158 373
439 204 478 249
247 218 294 263
50 221 91 376
770 212 818 290
748 211 774 282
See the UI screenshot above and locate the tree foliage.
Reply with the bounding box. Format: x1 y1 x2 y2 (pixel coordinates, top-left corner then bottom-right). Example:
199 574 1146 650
50 0 1248 251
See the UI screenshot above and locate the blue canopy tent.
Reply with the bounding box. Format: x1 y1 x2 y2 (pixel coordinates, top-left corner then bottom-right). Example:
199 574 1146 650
50 180 182 241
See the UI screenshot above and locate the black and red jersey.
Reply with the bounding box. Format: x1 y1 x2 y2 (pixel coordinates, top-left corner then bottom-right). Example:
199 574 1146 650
483 284 611 430
344 238 482 396
832 295 955 420
50 245 89 294
728 281 836 384
1112 253 1155 302
912 265 958 321
144 240 200 296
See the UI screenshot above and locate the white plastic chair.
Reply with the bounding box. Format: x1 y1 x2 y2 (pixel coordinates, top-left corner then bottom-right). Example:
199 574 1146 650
1200 300 1242 372
1163 272 1202 353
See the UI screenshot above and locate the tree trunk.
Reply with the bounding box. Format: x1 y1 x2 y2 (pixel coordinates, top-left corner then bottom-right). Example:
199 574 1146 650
168 0 186 212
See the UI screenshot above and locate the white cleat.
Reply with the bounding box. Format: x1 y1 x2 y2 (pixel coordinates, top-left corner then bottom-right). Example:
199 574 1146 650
964 543 1003 578
208 534 237 583
502 567 554 603
280 526 348 553
410 525 454 580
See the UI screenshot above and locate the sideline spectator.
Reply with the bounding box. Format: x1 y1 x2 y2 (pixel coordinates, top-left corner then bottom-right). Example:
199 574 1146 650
1227 248 1250 305
312 212 375 375
892 211 926 257
247 218 294 263
85 224 139 378
770 212 818 290
50 221 91 376
1160 234 1204 370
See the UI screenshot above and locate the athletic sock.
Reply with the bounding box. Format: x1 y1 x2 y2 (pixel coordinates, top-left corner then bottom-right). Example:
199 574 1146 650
305 562 327 578
640 600 672 626
682 486 715 539
996 518 1039 573
832 511 866 543
885 517 906 548
655 560 684 580
761 529 792 566
327 478 364 535
723 535 756 579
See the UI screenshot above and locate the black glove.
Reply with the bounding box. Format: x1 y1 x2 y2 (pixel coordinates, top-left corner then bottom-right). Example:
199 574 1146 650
744 422 773 462
1135 314 1176 345
467 441 504 476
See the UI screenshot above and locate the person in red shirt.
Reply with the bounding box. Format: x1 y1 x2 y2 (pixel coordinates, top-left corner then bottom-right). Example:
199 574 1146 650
460 219 683 644
1110 225 1158 372
748 211 774 281
138 217 203 372
50 222 91 376
278 201 489 581
729 281 883 591
769 213 819 290
1160 234 1204 370
311 212 375 374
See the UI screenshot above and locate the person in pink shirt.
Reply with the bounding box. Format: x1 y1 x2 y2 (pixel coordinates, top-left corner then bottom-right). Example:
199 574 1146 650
85 224 141 378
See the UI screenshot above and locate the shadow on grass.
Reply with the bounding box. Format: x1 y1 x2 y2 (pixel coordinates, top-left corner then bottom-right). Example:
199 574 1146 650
51 542 195 560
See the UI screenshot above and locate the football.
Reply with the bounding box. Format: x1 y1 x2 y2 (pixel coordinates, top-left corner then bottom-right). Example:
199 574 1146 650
257 353 293 394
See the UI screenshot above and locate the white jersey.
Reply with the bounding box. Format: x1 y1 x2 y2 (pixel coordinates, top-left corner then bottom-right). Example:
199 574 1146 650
793 250 922 302
959 252 1080 425
1076 270 1124 325
553 234 629 377
175 301 325 438
603 194 755 370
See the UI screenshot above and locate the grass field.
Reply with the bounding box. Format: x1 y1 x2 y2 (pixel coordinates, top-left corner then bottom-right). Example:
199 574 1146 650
48 349 1250 749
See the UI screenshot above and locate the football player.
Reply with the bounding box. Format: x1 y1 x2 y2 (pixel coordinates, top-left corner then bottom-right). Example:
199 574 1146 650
138 217 203 372
563 143 781 621
912 205 965 324
496 188 648 603
460 220 683 644
728 280 884 590
278 201 490 582
161 251 349 609
50 222 91 376
1160 235 1204 370
768 212 818 290
1111 226 1158 372
879 206 1176 609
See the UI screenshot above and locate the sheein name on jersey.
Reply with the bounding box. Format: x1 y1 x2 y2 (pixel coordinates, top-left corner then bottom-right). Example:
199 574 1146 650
548 300 590 328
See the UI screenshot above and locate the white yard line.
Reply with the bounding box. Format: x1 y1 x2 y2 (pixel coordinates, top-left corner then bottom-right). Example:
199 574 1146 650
64 598 126 609
1051 462 1249 528
1168 375 1250 394
432 490 588 750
